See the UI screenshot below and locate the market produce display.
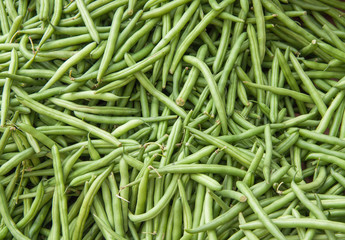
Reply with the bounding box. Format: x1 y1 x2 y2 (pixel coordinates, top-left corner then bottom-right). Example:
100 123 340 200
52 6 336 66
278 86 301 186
3 0 345 239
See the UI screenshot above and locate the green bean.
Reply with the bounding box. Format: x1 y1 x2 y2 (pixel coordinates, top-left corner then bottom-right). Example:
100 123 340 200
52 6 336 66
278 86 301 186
87 134 101 160
60 90 126 101
0 147 35 176
129 174 179 222
49 97 138 116
114 18 160 62
177 45 208 106
19 115 39 153
16 181 44 229
300 39 318 56
29 202 51 238
51 26 110 36
242 145 263 186
0 0 9 35
252 0 265 61
1 49 18 127
243 82 313 103
237 181 286 240
275 131 299 155
52 145 69 240
239 212 260 240
1 0 345 238
240 217 345 233
262 0 317 41
263 125 272 183
89 40 107 60
160 117 182 167
118 158 129 232
202 189 216 240
62 0 128 27
293 71 345 80
40 42 96 92
170 0 236 73
91 194 115 240
40 0 49 22
191 173 222 191
156 164 246 177
217 190 247 202
277 49 308 114
154 2 199 54
0 112 18 155
0 183 30 240
307 153 345 170
171 197 183 240
212 5 232 73
92 214 126 240
330 169 345 190
186 126 252 167
284 166 327 194
318 41 345 63
322 25 345 53
13 86 121 146
4 165 20 201
292 179 335 239
75 0 100 43
224 70 238 116
248 24 265 110
103 45 170 82
124 53 186 118
68 168 108 187
4 0 18 20
269 49 279 122
71 147 138 179
134 166 149 216
16 122 59 149
6 15 23 44
221 33 247 99
105 173 125 237
317 90 345 134
186 165 289 233
142 0 192 20
73 111 177 124
72 164 113 240
289 52 327 116
95 75 137 93
183 55 228 133
178 179 193 239
176 145 217 164
300 129 345 147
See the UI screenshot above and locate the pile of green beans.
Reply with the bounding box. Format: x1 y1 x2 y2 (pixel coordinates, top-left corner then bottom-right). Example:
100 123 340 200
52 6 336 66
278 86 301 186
2 0 345 239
